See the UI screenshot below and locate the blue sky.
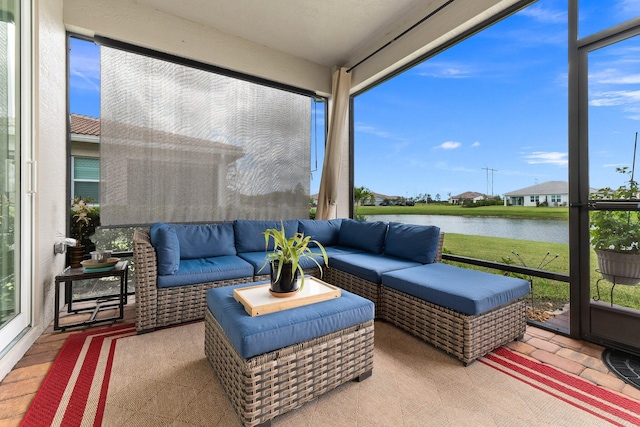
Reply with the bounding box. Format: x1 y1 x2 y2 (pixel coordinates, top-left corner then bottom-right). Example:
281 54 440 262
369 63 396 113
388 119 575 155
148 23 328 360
70 1 640 200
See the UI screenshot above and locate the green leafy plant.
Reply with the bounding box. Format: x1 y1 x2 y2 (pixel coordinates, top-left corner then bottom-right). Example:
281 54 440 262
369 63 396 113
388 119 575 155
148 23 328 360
260 222 328 289
590 167 640 254
70 196 99 249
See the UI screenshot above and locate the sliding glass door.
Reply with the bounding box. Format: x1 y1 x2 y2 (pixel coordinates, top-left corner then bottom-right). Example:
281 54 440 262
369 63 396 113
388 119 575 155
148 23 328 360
0 0 25 353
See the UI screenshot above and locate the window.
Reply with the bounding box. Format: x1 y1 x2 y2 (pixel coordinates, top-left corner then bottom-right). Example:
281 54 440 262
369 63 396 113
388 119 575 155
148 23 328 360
72 157 99 203
530 196 539 203
551 195 561 203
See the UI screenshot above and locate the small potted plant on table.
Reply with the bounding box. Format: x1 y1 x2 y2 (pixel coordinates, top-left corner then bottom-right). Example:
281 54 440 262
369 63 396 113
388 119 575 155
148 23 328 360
261 222 328 297
69 196 98 267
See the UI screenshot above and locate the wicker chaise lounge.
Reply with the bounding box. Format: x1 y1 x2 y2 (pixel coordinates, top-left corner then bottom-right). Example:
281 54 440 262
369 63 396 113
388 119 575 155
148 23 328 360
324 226 529 365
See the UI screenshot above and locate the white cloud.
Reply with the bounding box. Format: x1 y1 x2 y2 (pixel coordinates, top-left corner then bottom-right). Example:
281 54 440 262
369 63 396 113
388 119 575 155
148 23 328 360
523 151 568 166
70 69 100 92
589 90 640 107
355 123 394 139
621 0 640 14
416 61 476 79
69 48 101 93
591 67 640 85
472 141 481 147
436 141 461 150
517 5 567 24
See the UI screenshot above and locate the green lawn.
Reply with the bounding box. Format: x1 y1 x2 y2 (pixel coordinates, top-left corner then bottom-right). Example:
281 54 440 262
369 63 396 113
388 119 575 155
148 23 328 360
356 203 568 220
444 233 640 311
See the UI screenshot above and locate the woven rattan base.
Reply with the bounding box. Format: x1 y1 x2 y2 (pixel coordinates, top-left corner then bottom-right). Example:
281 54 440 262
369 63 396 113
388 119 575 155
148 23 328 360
325 267 381 316
380 285 526 365
204 309 374 427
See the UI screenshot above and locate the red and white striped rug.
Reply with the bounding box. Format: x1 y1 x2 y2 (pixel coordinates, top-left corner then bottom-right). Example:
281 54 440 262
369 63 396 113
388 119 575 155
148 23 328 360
480 347 640 426
20 322 640 426
20 324 136 427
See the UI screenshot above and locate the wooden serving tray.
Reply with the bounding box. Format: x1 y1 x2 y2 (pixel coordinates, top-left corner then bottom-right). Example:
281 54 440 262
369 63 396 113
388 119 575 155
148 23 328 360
233 277 341 316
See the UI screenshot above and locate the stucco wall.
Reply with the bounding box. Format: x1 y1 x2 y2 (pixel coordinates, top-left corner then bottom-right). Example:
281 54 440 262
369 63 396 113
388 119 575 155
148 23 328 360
37 0 68 331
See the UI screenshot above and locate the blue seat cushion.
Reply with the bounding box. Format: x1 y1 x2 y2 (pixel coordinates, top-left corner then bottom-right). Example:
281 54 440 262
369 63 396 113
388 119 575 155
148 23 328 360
150 223 180 275
206 282 374 359
234 219 299 253
157 256 254 288
171 223 236 259
329 253 421 284
381 263 531 316
237 251 269 275
298 219 343 247
322 245 366 258
384 222 441 264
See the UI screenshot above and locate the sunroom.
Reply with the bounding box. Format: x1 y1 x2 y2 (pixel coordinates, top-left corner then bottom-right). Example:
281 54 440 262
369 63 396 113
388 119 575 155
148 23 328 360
3 0 640 424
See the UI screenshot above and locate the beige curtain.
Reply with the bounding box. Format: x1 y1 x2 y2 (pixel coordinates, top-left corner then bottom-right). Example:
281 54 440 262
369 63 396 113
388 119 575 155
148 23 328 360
316 67 351 220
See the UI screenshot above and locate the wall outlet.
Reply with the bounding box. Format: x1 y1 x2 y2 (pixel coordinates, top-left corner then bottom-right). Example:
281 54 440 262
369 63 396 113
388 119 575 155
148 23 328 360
54 242 66 255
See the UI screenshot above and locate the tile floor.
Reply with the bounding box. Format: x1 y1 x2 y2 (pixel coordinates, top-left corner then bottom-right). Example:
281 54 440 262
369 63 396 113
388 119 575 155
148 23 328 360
1 301 639 427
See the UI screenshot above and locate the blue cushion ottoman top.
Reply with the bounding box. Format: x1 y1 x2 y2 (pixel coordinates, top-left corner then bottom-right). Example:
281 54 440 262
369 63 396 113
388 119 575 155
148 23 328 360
381 263 530 316
206 282 374 359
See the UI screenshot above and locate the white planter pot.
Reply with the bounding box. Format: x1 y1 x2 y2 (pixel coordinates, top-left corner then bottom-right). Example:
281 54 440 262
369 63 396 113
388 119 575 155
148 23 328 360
596 249 640 285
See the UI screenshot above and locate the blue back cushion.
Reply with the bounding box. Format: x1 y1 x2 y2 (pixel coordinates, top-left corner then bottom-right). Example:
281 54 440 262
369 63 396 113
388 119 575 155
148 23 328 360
298 219 343 247
171 223 236 259
234 220 299 253
149 223 180 275
338 219 388 254
384 222 441 264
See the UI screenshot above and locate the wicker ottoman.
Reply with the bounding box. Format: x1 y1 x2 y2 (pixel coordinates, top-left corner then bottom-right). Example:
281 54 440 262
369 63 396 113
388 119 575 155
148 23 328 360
204 283 375 427
381 263 530 365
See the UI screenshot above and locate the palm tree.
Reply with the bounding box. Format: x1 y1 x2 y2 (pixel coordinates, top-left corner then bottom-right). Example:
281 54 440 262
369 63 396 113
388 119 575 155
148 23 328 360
353 186 373 220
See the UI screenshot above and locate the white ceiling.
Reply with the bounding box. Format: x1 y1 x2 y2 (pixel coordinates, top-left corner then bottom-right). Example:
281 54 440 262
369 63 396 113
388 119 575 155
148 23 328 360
134 0 439 68
67 0 528 94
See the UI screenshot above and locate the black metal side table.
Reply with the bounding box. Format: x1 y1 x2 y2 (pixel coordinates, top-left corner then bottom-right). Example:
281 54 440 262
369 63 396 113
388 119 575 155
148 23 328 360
54 260 129 331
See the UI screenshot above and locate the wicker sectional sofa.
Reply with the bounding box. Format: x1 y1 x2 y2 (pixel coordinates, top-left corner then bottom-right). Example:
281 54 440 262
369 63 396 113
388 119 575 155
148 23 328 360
133 218 530 364
133 218 441 333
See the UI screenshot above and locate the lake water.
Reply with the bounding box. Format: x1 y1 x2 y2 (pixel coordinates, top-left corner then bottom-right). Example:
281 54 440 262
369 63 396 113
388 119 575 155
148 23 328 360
366 214 569 244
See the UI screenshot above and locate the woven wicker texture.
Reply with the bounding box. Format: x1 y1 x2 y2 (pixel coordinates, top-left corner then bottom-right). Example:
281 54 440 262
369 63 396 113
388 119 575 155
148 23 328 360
133 229 253 333
380 285 526 365
325 267 381 316
204 309 374 427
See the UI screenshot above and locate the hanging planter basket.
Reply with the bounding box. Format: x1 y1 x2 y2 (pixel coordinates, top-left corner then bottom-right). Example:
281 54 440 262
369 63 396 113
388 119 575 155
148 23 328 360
596 249 640 286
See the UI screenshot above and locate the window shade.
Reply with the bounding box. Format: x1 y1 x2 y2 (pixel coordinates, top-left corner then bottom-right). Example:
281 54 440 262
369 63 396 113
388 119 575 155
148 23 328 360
100 47 311 226
73 157 99 180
